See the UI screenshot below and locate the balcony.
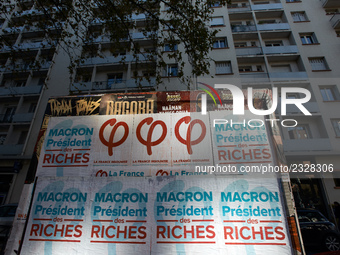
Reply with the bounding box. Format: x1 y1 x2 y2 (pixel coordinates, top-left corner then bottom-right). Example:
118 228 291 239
235 47 263 56
0 86 42 96
276 102 320 115
0 144 24 155
283 139 332 152
231 25 257 32
228 5 251 13
322 0 340 8
257 23 290 31
12 113 34 122
262 45 298 54
79 53 154 66
131 13 146 20
330 14 340 29
2 26 24 34
251 3 283 11
16 41 57 50
240 72 270 83
269 71 307 81
71 78 156 92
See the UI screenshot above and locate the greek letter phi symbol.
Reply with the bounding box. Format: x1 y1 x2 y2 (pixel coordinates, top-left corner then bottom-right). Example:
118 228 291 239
174 116 206 155
99 119 129 156
136 117 167 155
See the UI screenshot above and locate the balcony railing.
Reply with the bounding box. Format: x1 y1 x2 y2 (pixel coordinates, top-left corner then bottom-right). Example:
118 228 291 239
283 139 331 152
0 86 42 96
269 71 308 81
12 113 34 122
276 102 319 115
16 41 57 50
251 3 283 11
227 5 251 12
235 47 262 55
240 72 270 83
0 144 24 155
71 78 156 92
231 25 257 32
262 45 298 54
79 53 154 66
257 23 290 31
2 26 24 34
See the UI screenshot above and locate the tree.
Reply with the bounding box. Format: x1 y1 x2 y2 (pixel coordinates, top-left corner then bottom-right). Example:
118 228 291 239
0 0 230 89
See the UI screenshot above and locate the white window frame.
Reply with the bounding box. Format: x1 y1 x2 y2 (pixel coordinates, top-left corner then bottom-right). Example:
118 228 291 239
300 33 318 44
164 43 178 52
213 38 227 49
320 86 338 101
215 61 232 74
309 57 329 71
331 119 340 137
164 64 178 77
292 12 308 22
210 16 224 26
288 125 312 140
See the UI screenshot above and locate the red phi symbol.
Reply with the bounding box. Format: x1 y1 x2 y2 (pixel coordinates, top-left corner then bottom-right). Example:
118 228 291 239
174 116 206 155
99 119 129 156
136 117 167 155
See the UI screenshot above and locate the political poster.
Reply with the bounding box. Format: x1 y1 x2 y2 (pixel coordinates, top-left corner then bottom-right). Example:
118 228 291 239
20 175 292 254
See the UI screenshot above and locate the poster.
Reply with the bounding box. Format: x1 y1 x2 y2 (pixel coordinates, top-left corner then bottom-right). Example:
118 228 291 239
36 111 274 178
21 175 292 254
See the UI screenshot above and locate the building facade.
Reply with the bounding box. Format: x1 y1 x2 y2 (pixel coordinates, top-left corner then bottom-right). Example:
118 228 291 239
0 0 340 232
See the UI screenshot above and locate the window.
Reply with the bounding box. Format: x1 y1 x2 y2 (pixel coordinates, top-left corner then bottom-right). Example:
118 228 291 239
3 107 16 123
14 80 26 87
309 57 329 71
107 73 123 88
213 38 227 49
239 66 252 72
300 33 318 44
29 103 37 113
0 134 6 145
331 119 340 137
288 125 311 139
209 1 221 7
325 9 339 15
38 77 45 86
164 43 178 51
18 131 28 144
320 86 339 101
286 0 300 2
111 51 126 57
234 42 247 48
265 40 283 47
210 17 224 26
333 173 340 187
215 61 232 74
164 64 178 77
143 71 156 77
292 12 308 22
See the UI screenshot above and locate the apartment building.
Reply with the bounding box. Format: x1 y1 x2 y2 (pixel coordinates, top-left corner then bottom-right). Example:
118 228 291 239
0 0 339 226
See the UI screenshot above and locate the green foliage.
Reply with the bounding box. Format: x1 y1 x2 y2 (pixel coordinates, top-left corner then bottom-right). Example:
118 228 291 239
0 0 231 87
